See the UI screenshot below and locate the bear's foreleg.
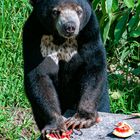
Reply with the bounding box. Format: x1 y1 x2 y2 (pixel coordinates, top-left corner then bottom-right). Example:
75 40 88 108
25 64 67 139
65 70 104 129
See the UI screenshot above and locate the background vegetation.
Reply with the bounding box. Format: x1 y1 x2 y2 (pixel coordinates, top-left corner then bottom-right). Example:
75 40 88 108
0 0 139 139
93 0 140 113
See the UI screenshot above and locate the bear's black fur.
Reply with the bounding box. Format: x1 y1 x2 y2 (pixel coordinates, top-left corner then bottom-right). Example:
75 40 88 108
23 0 110 138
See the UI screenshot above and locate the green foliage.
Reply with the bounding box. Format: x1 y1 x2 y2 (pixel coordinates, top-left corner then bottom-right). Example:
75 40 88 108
93 0 140 78
92 0 140 114
93 0 140 45
0 0 38 139
0 0 31 108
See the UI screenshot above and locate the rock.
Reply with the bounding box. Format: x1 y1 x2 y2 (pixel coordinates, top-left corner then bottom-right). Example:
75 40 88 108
65 110 140 140
37 110 140 140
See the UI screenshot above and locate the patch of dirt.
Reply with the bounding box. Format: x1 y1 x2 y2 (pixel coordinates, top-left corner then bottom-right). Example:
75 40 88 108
12 107 39 138
0 107 39 139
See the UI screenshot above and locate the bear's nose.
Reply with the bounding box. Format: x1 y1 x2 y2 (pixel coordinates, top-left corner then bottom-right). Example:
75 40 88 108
64 22 76 34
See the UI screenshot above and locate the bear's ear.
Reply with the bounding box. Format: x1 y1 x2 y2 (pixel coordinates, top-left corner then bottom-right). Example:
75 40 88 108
30 0 39 6
88 0 93 3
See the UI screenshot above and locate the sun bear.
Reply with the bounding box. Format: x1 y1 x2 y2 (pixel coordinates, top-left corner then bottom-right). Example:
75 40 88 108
23 0 110 139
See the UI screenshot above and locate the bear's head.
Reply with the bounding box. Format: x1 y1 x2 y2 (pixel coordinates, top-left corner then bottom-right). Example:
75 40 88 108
30 0 92 38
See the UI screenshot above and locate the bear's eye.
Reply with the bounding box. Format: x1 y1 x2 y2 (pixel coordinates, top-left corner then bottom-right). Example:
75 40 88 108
76 9 83 17
52 9 60 17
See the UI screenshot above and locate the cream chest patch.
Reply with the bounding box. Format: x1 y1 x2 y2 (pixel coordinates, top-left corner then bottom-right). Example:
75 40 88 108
40 35 78 64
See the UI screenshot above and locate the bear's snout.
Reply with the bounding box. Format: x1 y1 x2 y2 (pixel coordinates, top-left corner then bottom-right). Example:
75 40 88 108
63 21 76 36
55 7 81 38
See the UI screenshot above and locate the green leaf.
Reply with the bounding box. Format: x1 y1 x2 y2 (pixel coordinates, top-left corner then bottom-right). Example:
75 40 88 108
123 0 134 8
128 14 140 32
128 4 140 32
136 3 140 13
114 10 130 43
101 0 106 15
105 0 113 13
103 16 112 45
129 26 140 38
92 0 100 10
120 48 129 62
132 67 140 76
100 14 108 28
112 0 118 12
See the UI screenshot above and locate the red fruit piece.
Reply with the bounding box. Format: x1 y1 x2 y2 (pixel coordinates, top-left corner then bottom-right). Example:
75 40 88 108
46 130 73 140
113 122 134 138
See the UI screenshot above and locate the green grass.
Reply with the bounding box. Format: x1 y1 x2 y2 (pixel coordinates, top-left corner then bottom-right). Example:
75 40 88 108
0 0 39 139
0 0 140 139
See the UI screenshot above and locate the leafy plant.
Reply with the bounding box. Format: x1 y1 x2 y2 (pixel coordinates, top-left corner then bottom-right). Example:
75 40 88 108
93 0 140 76
93 0 140 45
92 0 140 113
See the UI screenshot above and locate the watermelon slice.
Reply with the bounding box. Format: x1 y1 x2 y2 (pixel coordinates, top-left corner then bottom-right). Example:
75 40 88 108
113 122 134 138
46 130 73 140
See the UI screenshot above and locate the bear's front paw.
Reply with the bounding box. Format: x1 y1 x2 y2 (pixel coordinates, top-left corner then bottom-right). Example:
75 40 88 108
65 111 100 130
41 118 67 140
